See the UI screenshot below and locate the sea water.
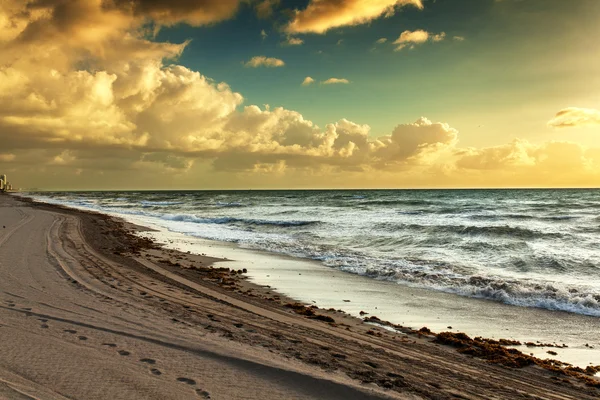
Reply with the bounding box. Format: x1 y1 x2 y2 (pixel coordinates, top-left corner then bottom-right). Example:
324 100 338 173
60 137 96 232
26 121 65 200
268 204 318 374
28 189 600 318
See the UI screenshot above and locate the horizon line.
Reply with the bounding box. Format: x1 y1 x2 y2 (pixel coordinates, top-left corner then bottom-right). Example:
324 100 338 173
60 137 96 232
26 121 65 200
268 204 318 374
16 187 600 192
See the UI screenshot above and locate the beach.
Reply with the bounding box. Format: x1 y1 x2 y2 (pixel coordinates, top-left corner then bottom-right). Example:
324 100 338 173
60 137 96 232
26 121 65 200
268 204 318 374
0 194 598 399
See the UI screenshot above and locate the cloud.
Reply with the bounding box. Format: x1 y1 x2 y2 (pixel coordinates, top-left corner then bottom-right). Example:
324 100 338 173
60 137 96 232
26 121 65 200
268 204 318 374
431 32 446 42
375 38 387 44
243 56 285 67
261 29 268 40
284 0 424 34
456 139 596 173
5 0 242 54
110 0 242 26
396 30 429 44
393 30 446 51
451 139 600 187
321 78 350 85
255 0 281 19
453 36 465 41
5 0 600 189
373 117 458 167
548 107 600 128
0 2 456 180
302 76 315 86
283 36 304 46
0 153 16 162
456 140 536 170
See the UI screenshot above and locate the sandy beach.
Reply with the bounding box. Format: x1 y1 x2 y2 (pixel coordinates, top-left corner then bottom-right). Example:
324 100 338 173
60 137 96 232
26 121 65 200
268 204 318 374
0 194 598 400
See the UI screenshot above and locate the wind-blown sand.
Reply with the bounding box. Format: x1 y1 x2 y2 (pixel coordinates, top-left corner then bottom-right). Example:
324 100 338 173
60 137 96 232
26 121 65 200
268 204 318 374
0 195 598 399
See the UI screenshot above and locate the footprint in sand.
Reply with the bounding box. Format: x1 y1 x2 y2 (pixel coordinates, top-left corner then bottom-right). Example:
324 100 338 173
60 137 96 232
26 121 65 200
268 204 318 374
140 358 156 365
118 350 131 356
78 336 87 341
39 319 47 322
64 329 77 334
102 343 117 348
150 368 162 376
195 389 211 398
176 377 196 385
40 323 49 329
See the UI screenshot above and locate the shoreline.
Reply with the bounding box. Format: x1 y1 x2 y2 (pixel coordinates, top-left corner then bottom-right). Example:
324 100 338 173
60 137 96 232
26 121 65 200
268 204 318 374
5 193 600 398
69 196 600 368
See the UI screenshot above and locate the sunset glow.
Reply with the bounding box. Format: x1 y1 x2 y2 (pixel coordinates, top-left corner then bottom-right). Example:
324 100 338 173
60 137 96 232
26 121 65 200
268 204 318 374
1 0 599 189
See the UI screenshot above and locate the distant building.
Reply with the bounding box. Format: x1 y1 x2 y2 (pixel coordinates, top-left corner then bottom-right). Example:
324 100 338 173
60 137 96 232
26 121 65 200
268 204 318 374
0 174 10 192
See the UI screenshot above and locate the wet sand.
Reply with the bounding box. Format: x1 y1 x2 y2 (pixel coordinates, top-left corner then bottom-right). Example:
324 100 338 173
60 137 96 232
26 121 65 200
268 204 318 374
123 221 600 369
1 194 598 399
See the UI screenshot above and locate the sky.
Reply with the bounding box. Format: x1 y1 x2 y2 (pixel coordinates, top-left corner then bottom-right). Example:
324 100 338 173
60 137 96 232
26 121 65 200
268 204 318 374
0 0 599 190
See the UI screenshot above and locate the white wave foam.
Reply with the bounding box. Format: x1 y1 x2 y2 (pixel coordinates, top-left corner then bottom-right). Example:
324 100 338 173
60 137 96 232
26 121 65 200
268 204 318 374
26 191 600 318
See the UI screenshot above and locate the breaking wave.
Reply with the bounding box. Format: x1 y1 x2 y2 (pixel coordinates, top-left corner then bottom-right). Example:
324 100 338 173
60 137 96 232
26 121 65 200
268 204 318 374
161 214 319 228
376 223 562 239
140 200 184 206
356 266 600 317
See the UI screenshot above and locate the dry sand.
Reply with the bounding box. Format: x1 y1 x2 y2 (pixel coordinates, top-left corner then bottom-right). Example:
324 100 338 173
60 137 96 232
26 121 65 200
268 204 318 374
0 194 598 399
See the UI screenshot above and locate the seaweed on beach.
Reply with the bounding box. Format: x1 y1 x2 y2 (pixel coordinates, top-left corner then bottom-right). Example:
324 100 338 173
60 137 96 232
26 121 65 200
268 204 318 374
435 331 600 388
284 303 335 323
434 332 534 368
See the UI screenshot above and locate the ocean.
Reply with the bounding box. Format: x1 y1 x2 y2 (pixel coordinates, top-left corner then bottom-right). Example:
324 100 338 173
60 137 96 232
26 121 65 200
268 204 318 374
29 189 600 318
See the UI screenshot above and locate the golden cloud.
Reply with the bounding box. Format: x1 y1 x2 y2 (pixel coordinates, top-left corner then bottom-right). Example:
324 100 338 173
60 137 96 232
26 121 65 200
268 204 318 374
3 0 600 189
393 30 446 51
283 36 304 46
302 76 315 86
110 0 242 26
373 117 458 167
321 78 349 84
456 140 536 170
548 107 600 128
454 139 600 186
244 56 286 67
285 0 423 34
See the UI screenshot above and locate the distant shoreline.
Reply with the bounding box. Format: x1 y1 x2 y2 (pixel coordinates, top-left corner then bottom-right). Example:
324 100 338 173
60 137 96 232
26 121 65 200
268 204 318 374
19 187 600 193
